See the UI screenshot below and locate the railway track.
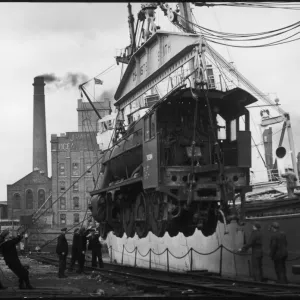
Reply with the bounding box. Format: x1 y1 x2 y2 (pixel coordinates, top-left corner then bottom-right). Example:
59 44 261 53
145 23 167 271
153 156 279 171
29 253 300 297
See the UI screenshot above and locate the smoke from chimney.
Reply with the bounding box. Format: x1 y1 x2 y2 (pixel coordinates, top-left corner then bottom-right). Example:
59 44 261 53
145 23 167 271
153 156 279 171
40 72 89 89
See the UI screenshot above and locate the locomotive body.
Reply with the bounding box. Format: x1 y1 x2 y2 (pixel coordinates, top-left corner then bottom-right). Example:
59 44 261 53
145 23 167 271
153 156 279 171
89 31 258 239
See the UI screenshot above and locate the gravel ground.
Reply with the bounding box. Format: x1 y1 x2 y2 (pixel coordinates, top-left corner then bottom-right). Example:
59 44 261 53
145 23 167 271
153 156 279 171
0 256 155 297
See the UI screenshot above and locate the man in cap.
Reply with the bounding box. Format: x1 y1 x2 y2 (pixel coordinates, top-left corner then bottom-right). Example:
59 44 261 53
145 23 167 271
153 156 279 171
269 222 288 284
0 229 34 289
88 229 104 268
56 227 68 278
69 228 80 272
238 222 264 282
281 167 297 198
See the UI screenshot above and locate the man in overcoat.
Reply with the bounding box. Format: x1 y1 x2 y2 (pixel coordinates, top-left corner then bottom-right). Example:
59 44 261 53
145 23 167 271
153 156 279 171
69 228 80 271
56 227 68 278
269 222 288 284
239 222 264 282
0 229 34 289
88 230 104 268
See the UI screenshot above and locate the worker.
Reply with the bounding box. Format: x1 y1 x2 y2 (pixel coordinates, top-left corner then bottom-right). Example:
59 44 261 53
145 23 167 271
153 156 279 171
281 167 297 198
0 229 33 289
69 228 80 272
77 227 89 274
56 227 68 278
269 222 288 284
88 230 104 268
238 222 263 282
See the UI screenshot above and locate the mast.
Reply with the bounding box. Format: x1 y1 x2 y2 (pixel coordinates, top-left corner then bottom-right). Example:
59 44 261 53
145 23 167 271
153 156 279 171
127 3 136 56
178 2 196 88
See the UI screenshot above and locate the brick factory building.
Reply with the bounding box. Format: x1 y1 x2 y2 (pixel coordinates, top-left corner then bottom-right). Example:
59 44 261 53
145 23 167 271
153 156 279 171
7 170 52 222
50 96 111 227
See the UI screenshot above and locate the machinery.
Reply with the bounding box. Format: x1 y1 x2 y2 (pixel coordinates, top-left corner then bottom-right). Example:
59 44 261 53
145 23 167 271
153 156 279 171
85 3 258 239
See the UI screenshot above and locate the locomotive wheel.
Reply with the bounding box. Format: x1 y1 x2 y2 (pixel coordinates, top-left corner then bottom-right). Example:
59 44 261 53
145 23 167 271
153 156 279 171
135 192 149 238
149 192 167 237
122 200 135 238
99 222 109 239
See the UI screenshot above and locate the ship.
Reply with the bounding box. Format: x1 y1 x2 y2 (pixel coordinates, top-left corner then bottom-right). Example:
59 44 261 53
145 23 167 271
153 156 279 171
83 3 300 283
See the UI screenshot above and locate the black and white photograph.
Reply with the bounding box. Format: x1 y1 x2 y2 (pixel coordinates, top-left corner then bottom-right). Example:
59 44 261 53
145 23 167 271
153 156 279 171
0 1 300 298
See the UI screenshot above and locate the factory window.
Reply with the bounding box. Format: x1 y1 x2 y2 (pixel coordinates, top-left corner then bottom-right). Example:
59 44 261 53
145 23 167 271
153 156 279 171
60 181 66 192
86 181 93 192
144 116 150 140
25 189 33 209
12 193 21 209
72 162 79 176
38 189 45 208
86 196 91 205
150 113 156 139
82 119 90 130
73 213 80 224
60 197 66 210
86 164 92 175
73 181 79 192
73 197 80 210
59 163 65 176
60 214 66 225
47 195 52 209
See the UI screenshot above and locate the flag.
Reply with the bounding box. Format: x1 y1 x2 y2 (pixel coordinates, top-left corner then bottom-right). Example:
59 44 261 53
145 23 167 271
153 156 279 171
94 78 103 85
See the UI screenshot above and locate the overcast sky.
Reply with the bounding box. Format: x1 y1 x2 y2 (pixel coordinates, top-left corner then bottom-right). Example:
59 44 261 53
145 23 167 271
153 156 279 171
1 2 300 202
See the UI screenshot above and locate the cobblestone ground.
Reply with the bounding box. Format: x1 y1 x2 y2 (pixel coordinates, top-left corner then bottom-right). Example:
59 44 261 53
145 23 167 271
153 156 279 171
0 255 152 297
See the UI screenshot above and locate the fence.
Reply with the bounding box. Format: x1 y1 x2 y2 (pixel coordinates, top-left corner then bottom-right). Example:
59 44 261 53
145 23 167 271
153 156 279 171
108 244 300 277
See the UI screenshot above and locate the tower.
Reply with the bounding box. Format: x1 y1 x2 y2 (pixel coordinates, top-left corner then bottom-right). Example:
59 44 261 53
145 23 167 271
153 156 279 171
32 76 48 176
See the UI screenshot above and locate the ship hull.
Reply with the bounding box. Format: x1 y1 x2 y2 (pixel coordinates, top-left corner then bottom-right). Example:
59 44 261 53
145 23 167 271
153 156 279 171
106 216 300 283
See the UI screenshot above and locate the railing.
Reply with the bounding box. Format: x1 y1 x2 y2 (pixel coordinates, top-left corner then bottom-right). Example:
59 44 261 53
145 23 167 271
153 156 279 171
108 244 300 277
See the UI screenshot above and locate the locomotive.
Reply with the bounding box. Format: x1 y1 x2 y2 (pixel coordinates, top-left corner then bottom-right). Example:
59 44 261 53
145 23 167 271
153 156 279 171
86 30 257 239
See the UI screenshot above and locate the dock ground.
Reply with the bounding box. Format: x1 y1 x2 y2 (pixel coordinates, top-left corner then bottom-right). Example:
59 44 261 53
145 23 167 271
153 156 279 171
0 254 152 297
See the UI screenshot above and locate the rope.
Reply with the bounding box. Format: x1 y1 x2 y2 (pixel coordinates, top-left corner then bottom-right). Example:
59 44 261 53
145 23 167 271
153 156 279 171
193 245 222 256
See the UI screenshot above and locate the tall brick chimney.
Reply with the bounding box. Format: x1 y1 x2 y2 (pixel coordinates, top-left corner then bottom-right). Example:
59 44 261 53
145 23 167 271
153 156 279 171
32 76 48 176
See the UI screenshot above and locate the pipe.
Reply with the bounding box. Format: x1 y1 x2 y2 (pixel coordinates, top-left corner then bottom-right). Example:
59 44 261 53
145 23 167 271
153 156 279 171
218 209 229 235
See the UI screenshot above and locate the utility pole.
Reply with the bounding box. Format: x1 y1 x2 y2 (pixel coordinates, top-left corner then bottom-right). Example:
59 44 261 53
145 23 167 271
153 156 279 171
178 3 196 88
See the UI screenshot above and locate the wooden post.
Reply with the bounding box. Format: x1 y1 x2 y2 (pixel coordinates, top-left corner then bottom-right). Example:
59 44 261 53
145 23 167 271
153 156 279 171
190 248 193 272
110 246 113 264
167 249 169 273
149 249 152 270
134 247 137 268
121 245 124 265
219 245 223 276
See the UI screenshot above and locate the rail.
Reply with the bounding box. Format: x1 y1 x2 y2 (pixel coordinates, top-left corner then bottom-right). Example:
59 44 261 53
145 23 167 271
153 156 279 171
108 244 300 277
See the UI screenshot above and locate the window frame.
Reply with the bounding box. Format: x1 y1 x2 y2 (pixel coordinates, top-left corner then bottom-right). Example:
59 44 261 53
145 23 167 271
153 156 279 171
25 189 34 210
60 214 66 225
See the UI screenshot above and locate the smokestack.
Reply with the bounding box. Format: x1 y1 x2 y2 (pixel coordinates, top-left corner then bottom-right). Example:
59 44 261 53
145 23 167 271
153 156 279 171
32 76 48 176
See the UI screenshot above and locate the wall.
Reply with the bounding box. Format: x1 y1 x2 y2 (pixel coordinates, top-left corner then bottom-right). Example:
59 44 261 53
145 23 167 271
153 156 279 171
51 132 102 228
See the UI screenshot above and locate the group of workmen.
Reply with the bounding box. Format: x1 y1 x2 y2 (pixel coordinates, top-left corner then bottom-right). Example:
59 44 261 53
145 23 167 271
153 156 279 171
239 221 289 284
0 226 103 289
56 226 104 278
0 219 293 289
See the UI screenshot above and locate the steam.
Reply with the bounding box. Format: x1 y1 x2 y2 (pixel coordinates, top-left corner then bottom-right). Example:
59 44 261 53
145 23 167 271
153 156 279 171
39 72 89 89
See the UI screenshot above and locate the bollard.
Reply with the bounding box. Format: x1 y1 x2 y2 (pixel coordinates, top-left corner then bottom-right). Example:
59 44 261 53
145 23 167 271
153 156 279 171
167 249 169 273
121 245 124 265
190 248 193 272
134 247 137 268
219 245 223 276
149 249 152 270
110 246 113 264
